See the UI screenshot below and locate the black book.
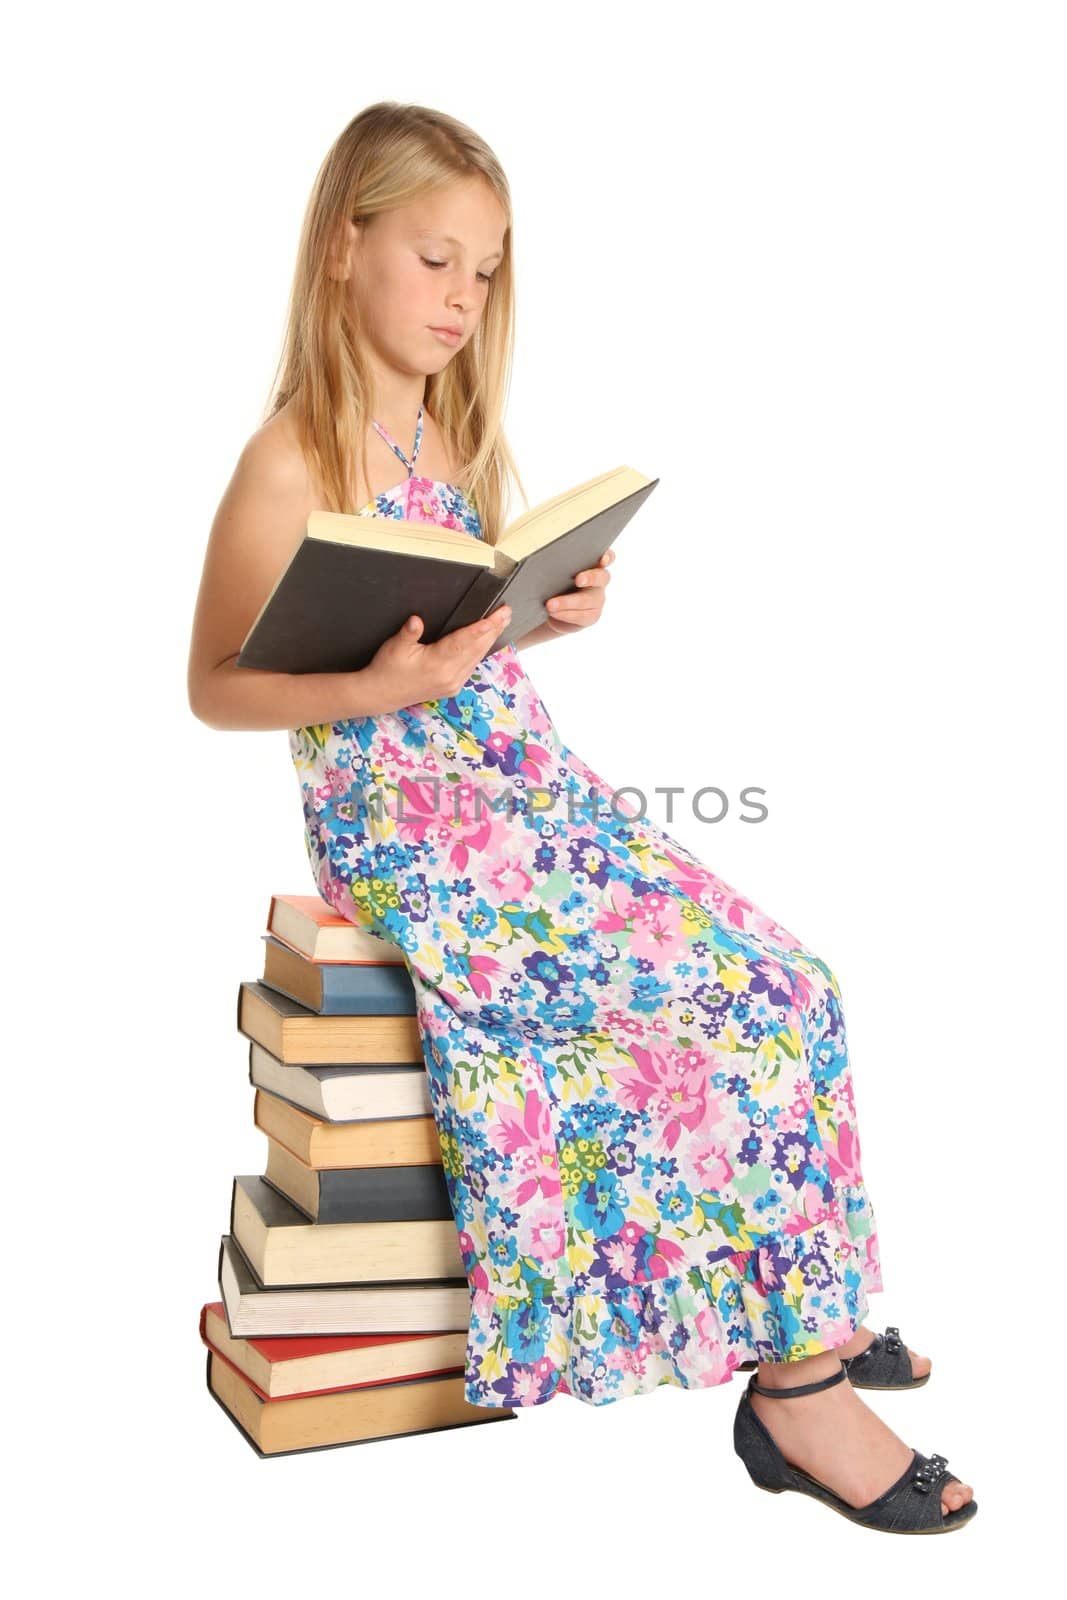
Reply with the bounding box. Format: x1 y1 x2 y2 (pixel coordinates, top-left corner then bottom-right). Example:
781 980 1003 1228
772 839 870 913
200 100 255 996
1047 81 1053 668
236 465 658 674
263 1137 454 1224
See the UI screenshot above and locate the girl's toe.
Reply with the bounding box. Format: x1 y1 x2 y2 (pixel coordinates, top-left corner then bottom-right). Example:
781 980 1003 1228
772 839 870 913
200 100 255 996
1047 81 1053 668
908 1347 931 1378
941 1479 973 1516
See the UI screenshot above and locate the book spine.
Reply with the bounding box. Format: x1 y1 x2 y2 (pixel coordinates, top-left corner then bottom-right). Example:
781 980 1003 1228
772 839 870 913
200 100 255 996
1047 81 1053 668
438 562 513 637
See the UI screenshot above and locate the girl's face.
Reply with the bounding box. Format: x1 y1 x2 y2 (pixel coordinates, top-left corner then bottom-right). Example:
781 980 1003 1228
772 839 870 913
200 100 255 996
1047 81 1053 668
343 177 508 379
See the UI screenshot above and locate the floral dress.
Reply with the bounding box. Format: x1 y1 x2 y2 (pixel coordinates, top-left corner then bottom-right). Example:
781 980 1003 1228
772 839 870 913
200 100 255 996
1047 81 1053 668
289 406 884 1408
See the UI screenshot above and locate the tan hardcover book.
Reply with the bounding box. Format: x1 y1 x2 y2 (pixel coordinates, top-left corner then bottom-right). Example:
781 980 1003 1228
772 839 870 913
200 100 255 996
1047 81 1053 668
247 1040 433 1123
217 1235 470 1337
206 1352 512 1455
254 1089 442 1168
231 1175 464 1286
238 980 421 1064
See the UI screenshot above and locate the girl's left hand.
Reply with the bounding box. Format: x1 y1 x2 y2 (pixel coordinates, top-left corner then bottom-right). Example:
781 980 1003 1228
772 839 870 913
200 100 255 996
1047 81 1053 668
543 548 615 633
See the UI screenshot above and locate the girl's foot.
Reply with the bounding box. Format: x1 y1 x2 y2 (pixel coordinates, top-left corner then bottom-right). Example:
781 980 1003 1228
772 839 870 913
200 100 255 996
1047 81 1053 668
837 1320 931 1379
749 1351 974 1519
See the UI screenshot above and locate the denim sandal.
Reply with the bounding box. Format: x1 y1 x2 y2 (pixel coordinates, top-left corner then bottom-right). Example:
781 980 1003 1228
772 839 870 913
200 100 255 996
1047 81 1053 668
737 1325 928 1390
733 1361 978 1534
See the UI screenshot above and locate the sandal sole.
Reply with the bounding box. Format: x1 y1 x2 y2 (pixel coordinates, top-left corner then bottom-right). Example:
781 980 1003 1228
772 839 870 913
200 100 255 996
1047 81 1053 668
748 1476 977 1533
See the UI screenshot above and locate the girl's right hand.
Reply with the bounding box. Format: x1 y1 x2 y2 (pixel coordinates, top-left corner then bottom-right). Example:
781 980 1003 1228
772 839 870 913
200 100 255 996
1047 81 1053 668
362 603 512 712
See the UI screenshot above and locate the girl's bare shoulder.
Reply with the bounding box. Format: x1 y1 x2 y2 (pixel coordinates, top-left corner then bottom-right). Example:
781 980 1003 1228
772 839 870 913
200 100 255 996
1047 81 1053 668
239 400 322 517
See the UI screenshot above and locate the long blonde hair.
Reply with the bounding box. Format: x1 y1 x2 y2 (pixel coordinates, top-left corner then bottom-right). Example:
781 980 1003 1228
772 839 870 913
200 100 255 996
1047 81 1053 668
264 101 526 545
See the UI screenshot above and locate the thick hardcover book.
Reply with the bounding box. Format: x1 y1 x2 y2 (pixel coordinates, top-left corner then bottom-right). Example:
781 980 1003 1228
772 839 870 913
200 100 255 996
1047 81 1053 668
267 894 406 965
217 1235 470 1337
260 934 417 1015
263 1136 453 1224
199 1303 466 1399
253 1088 441 1166
248 1041 433 1123
236 466 658 674
205 1351 514 1457
238 979 422 1064
230 1174 465 1286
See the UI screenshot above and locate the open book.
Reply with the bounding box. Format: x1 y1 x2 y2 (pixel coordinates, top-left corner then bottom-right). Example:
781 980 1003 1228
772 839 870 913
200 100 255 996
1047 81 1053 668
236 465 659 674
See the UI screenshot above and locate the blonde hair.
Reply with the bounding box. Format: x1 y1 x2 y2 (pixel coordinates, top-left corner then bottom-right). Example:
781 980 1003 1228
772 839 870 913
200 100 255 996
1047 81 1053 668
264 101 526 545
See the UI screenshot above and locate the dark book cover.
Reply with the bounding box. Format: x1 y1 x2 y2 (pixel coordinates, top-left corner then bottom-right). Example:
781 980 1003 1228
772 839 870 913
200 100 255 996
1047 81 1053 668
236 472 658 675
263 1159 454 1225
444 477 659 645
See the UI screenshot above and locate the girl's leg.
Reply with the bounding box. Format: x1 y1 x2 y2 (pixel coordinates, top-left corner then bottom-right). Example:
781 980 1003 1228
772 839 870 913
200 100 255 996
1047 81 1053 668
749 1349 974 1516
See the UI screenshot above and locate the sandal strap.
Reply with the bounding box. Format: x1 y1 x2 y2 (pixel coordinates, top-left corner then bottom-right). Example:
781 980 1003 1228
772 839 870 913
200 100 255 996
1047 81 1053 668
750 1361 847 1399
843 1324 913 1383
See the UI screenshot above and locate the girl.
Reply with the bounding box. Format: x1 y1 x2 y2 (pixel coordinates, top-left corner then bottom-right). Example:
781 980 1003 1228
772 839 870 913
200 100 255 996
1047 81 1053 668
187 102 976 1534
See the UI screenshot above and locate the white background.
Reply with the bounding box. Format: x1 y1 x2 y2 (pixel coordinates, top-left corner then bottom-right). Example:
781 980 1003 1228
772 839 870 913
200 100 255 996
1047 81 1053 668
7 0 1062 1588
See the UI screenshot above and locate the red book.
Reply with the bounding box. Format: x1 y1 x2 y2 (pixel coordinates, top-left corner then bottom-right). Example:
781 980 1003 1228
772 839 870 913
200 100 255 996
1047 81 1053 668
199 1302 466 1400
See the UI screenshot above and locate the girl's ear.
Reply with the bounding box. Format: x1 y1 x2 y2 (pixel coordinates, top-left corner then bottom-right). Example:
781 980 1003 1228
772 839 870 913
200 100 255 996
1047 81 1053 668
327 217 359 282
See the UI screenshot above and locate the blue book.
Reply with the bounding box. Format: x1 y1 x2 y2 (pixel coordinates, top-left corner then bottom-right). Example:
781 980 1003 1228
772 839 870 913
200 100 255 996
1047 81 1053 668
260 934 416 1015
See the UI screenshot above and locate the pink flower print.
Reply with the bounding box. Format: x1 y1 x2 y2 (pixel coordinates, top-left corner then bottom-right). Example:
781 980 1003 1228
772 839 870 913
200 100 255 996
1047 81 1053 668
517 739 552 784
601 1007 650 1040
499 652 528 690
694 1303 719 1354
507 1366 547 1404
621 1339 652 1378
598 1234 640 1281
612 1043 712 1152
755 1243 784 1291
483 729 553 785
487 858 534 899
666 856 758 933
593 886 685 961
824 1118 862 1185
528 1209 566 1261
658 846 718 907
490 1088 563 1207
459 1232 490 1291
394 776 512 875
312 764 350 812
647 1234 688 1279
693 1304 733 1378
594 889 634 937
690 1136 736 1190
463 951 506 1002
405 479 448 523
378 735 413 767
749 956 814 1014
627 889 685 965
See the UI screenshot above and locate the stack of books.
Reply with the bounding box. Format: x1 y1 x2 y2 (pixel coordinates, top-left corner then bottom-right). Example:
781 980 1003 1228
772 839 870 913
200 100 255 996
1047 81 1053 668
199 893 515 1456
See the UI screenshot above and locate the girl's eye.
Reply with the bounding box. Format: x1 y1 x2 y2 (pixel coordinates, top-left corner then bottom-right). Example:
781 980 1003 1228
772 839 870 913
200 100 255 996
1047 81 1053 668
421 257 493 285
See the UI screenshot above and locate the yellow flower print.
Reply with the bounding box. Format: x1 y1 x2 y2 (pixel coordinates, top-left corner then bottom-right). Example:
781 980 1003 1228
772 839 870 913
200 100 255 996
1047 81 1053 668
438 1131 465 1180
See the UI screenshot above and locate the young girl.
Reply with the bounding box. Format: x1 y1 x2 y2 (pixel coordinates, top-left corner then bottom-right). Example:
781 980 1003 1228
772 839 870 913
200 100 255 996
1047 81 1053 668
187 102 976 1534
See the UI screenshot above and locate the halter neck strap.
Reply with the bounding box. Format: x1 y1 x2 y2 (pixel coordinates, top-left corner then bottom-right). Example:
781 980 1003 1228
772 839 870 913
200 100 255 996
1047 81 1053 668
370 405 423 475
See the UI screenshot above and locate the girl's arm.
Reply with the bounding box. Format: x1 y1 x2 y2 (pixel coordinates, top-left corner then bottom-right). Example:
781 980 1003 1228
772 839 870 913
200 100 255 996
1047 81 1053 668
188 427 510 730
187 429 375 730
513 620 561 651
